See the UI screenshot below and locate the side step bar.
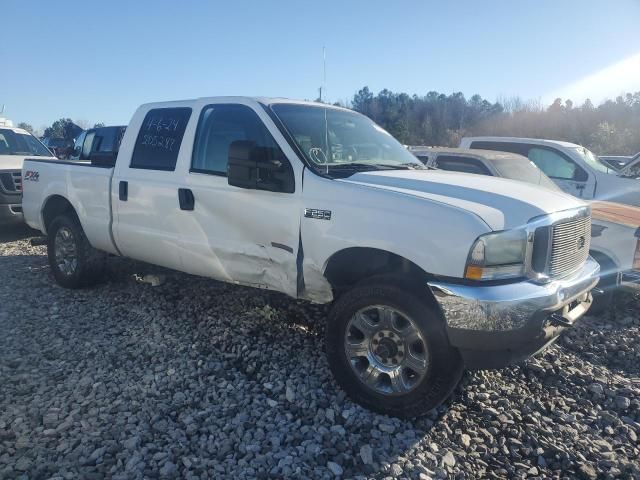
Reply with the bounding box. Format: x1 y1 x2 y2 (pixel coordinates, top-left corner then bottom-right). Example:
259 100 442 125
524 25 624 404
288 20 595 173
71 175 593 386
30 237 47 246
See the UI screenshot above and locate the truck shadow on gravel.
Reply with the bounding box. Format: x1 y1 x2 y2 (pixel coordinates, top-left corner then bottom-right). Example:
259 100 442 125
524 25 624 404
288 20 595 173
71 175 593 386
0 224 39 243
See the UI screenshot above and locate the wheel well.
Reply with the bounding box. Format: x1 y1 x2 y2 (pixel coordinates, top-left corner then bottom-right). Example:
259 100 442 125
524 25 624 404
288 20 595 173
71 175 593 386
324 247 430 293
589 249 618 284
42 196 77 233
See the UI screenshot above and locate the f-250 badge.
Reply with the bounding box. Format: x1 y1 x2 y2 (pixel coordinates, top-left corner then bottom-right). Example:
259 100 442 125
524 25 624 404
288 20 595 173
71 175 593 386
24 171 40 182
304 208 332 220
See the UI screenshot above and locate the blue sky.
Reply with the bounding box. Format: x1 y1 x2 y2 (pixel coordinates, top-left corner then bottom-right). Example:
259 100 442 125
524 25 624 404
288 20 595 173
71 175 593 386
2 0 639 130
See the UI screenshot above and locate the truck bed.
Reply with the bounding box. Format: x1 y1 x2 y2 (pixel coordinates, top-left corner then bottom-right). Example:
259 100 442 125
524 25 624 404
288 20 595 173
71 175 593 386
21 159 119 255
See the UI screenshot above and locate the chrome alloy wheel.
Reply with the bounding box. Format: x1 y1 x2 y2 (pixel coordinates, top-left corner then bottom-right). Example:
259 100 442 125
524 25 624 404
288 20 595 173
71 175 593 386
54 227 78 276
344 305 429 395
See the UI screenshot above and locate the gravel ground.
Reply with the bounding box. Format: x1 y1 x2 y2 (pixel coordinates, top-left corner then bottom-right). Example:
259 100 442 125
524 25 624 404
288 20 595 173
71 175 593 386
1 226 639 479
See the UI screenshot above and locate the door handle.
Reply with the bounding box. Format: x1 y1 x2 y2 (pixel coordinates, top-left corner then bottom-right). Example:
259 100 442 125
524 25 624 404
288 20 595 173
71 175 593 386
119 181 128 201
178 188 195 211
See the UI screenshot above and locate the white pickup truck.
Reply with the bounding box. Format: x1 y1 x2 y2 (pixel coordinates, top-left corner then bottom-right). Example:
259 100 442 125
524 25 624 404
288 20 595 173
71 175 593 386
460 137 640 207
0 125 56 226
22 97 599 417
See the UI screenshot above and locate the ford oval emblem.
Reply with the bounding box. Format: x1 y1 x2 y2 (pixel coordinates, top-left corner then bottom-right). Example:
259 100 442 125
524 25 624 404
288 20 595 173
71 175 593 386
577 235 586 250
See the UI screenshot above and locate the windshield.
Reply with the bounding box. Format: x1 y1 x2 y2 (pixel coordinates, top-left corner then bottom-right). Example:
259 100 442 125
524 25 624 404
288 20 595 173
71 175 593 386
271 104 425 177
0 129 52 156
490 156 562 191
571 146 613 174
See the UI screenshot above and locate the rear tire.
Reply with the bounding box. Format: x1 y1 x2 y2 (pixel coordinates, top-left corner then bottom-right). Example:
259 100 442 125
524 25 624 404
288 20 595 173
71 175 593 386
47 214 106 288
325 276 463 418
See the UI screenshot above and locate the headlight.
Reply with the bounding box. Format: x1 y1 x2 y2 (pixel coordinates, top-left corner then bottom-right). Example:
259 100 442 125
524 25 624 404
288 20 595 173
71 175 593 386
465 229 527 281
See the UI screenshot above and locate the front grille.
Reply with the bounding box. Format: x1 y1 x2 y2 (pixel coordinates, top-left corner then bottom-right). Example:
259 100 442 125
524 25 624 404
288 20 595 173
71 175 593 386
548 216 591 277
0 171 22 193
12 171 22 192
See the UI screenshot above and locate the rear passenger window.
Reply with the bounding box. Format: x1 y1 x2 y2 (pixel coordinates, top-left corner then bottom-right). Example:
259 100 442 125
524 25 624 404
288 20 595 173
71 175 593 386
436 155 492 175
131 107 192 171
191 104 282 175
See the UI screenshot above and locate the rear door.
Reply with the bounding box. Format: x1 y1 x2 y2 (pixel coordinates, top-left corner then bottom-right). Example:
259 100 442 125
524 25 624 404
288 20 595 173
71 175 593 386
469 141 595 198
112 105 194 271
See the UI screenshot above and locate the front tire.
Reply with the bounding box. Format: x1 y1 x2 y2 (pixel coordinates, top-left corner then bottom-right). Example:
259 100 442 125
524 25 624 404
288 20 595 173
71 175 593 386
325 277 463 418
47 214 106 288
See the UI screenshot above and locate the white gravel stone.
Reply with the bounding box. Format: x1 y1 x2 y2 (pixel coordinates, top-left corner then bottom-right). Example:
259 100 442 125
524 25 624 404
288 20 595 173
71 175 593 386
327 461 343 476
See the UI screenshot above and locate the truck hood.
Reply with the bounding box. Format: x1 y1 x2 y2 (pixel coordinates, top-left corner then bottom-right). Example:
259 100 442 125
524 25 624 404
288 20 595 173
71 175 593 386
0 155 55 171
339 170 586 231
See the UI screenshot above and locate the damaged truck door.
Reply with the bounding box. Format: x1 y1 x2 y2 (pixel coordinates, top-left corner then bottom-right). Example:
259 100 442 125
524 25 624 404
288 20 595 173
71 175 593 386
178 101 301 297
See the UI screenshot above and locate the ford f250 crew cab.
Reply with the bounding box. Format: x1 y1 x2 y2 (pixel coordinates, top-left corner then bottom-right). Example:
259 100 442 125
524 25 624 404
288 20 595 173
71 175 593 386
22 98 599 417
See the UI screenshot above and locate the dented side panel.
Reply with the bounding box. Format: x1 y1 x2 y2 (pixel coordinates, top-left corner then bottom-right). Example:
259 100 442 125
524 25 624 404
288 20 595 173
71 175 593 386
176 98 306 298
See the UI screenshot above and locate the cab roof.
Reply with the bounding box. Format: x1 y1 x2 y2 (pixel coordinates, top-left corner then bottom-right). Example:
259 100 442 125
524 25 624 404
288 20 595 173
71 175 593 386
462 136 581 149
0 126 31 135
138 96 352 113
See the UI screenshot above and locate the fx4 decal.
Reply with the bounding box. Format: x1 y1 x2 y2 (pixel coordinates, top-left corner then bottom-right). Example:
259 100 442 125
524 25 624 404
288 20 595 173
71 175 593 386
24 171 40 182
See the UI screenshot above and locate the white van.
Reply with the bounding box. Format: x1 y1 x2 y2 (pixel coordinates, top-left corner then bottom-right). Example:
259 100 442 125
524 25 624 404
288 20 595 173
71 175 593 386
460 137 640 207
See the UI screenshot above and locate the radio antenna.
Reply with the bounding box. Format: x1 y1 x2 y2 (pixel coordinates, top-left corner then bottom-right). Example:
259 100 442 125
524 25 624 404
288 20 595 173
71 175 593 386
319 46 326 102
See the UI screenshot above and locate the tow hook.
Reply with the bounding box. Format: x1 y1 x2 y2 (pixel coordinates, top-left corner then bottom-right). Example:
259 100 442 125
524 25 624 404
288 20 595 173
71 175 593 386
549 313 573 328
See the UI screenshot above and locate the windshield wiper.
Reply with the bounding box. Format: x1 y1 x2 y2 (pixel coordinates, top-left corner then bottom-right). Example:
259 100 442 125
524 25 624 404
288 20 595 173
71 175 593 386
398 162 426 170
325 163 398 171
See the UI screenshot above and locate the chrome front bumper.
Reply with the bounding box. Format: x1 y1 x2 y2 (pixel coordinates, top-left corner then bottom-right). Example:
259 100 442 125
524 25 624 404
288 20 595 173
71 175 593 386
427 256 600 369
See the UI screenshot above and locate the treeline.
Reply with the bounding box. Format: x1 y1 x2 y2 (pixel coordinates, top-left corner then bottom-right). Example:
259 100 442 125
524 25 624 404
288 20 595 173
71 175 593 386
350 87 640 155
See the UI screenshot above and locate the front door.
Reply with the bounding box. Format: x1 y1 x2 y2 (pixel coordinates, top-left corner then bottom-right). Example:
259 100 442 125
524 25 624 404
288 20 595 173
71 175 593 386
177 100 302 297
526 146 595 199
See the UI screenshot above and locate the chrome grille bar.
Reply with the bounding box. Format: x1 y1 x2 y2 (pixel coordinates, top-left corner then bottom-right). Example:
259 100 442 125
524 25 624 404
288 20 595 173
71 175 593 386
12 171 22 192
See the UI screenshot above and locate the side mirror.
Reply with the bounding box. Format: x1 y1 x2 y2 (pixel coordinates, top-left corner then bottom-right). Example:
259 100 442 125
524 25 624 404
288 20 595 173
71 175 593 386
227 140 294 193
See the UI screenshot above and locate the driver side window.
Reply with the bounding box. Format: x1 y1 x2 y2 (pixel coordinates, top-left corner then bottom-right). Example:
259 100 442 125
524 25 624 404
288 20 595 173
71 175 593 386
528 148 577 180
191 104 283 175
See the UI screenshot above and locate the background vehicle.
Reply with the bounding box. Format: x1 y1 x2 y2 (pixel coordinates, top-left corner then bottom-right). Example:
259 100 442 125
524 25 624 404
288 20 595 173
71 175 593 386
41 137 75 159
599 154 636 171
0 126 56 226
411 146 640 311
22 97 598 417
70 126 126 166
460 137 640 207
